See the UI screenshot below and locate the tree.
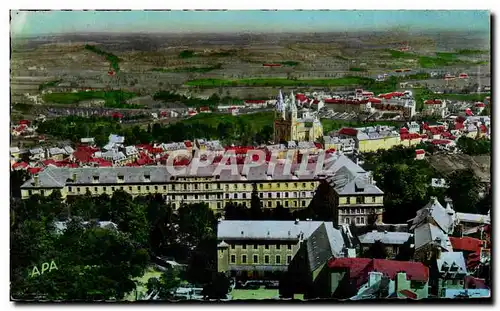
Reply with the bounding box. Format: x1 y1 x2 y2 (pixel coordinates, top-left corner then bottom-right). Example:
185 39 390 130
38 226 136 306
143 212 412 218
446 169 481 214
177 203 217 249
202 272 230 300
307 180 336 221
250 183 262 220
148 269 182 300
273 202 292 220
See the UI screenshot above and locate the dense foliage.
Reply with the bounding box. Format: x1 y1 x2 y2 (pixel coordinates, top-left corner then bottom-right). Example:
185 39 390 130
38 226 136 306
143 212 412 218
456 136 491 155
10 188 224 301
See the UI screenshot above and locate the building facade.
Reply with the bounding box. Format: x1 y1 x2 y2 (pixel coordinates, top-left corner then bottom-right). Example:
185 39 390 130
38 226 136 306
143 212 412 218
274 90 323 143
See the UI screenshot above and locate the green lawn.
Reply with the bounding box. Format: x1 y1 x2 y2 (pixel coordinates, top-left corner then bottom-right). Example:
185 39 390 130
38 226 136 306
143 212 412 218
184 111 274 128
184 77 372 87
123 267 163 301
42 90 140 108
231 288 280 300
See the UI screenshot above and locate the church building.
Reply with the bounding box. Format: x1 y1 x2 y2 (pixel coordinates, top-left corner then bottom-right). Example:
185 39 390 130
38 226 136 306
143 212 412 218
273 90 323 143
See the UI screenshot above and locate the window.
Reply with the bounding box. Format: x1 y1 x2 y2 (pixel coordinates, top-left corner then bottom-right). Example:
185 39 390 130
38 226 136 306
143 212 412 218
285 201 289 207
183 195 187 200
267 201 272 207
231 244 235 249
287 255 292 264
183 184 187 190
361 217 365 224
265 244 270 250
294 201 298 207
302 183 306 187
205 194 209 199
68 187 72 192
146 186 150 191
372 196 376 203
242 244 246 250
276 255 281 264
194 194 198 199
294 183 298 187
310 182 315 187
77 187 81 193
242 193 246 199
217 202 221 209
129 186 132 191
265 255 270 264
253 255 258 264
356 197 363 204
225 194 229 199
259 184 263 189
242 255 247 264
205 184 209 190
302 201 306 207
277 193 281 198
259 193 263 198
345 217 350 224
287 244 292 250
94 187 98 192
137 186 141 191
285 192 289 198
355 217 359 224
163 186 167 190
276 244 281 250
268 193 271 198
231 255 236 263
277 183 281 188
254 244 258 249
40 190 45 196
154 186 158 190
194 184 198 190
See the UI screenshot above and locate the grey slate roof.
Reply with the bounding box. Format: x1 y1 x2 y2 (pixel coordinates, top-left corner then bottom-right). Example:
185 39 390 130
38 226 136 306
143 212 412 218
218 220 324 241
305 222 346 273
456 212 490 225
410 198 455 234
359 231 412 245
414 223 453 252
21 161 331 189
437 252 467 274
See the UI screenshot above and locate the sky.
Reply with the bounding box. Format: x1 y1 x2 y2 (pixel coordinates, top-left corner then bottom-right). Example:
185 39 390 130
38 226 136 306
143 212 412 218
10 10 490 37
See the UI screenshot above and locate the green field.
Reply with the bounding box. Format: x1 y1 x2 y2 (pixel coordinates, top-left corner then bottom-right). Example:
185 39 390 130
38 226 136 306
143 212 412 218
185 111 274 128
231 288 280 300
185 77 372 87
42 90 140 108
84 44 121 72
349 67 367 72
386 49 486 68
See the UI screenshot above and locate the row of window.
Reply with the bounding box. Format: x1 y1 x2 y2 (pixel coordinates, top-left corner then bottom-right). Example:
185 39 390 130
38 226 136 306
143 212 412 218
231 254 292 265
230 244 294 250
344 217 366 225
339 208 372 215
342 196 381 205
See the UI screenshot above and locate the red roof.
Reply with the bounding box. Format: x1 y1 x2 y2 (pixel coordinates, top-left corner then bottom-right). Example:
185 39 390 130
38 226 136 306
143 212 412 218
456 116 466 123
199 106 210 112
399 127 409 134
295 93 308 102
415 149 425 155
184 141 193 148
480 125 487 133
424 99 443 105
400 133 421 140
112 112 123 118
19 120 30 125
73 150 94 163
475 102 485 107
464 276 488 289
160 111 168 116
338 128 358 136
12 161 28 169
450 237 483 253
244 100 266 104
27 167 43 174
431 139 452 145
399 289 418 300
42 159 58 167
14 125 27 132
454 122 465 130
465 109 473 116
368 97 382 103
328 258 429 288
311 99 320 105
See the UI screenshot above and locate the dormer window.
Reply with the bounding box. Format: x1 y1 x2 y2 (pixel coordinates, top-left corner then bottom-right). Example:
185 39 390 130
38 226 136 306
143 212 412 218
92 175 99 183
117 175 124 182
144 174 151 182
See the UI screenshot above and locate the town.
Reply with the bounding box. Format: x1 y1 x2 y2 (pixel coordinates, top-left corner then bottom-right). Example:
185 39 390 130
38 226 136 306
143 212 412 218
10 10 491 302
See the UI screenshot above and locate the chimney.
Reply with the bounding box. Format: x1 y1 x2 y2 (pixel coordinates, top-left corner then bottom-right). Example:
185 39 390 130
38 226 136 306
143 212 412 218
34 174 39 186
384 230 388 234
72 172 77 182
295 219 300 225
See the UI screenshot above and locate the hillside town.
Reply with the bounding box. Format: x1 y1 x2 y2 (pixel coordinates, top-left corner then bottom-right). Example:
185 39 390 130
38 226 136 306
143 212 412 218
10 10 491 303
